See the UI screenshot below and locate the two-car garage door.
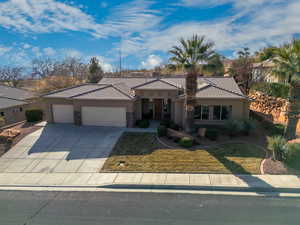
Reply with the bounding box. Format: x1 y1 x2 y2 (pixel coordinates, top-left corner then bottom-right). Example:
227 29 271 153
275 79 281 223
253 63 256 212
52 104 126 127
81 106 126 127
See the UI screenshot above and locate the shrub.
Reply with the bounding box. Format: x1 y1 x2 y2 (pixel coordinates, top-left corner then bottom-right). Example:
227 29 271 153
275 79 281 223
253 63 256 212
267 136 287 161
25 109 43 122
241 119 256 135
157 125 167 137
251 82 290 99
285 143 300 170
0 116 5 126
169 122 180 131
136 119 150 128
205 128 219 141
179 137 193 148
224 119 243 137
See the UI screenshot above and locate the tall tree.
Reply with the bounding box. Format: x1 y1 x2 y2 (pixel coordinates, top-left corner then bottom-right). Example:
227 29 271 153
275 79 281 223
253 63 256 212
31 58 54 78
203 53 225 76
169 35 215 132
273 39 300 140
88 57 103 83
0 66 24 87
230 47 254 95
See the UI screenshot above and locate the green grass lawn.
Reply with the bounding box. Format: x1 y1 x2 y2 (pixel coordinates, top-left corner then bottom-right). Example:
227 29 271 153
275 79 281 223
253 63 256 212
102 132 265 174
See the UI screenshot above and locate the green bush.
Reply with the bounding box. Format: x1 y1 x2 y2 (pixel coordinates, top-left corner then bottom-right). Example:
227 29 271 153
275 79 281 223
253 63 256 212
224 119 243 137
157 125 167 137
25 109 43 122
241 119 256 135
251 82 290 99
136 119 150 128
179 137 193 148
267 136 287 161
205 128 219 141
285 143 300 170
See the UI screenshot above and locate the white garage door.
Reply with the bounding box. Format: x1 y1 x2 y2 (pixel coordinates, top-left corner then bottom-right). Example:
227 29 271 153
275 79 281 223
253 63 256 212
52 104 74 123
81 106 126 127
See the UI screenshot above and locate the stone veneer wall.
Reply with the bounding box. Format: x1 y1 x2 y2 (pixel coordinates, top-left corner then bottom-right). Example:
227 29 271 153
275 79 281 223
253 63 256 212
249 91 300 132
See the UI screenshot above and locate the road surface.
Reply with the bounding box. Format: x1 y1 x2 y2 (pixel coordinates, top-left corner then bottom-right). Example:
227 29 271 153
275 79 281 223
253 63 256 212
0 190 299 225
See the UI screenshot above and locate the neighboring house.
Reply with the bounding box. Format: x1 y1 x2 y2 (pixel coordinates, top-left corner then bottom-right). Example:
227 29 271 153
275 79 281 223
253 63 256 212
42 75 250 128
0 85 36 126
252 59 279 82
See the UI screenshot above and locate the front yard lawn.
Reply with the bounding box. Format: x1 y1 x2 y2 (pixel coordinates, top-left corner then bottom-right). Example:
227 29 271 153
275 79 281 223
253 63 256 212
102 132 265 174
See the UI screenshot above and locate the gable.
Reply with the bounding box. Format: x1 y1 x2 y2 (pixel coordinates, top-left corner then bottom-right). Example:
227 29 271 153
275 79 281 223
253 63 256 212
133 79 179 90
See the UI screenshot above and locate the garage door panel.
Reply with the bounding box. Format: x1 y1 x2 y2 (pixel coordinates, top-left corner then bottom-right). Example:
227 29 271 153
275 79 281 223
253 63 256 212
82 106 126 127
52 104 74 123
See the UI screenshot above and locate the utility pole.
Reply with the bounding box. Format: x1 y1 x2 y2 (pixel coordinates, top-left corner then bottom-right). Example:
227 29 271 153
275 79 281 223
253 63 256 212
119 36 122 76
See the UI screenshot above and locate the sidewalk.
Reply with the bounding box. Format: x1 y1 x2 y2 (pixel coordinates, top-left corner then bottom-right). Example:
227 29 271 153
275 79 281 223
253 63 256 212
0 172 299 193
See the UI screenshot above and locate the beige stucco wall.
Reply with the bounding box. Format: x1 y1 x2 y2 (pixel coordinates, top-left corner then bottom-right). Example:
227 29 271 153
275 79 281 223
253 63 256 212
172 98 250 127
0 104 29 126
135 90 178 100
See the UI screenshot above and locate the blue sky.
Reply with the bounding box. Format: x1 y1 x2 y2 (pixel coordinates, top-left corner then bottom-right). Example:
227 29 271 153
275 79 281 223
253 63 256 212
0 0 300 72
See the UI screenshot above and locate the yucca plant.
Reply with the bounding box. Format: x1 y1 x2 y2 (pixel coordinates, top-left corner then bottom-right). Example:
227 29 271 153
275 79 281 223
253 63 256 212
267 136 287 161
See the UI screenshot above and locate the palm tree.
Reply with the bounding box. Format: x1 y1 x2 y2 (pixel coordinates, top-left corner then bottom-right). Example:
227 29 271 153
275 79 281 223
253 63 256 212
169 35 215 132
273 39 300 140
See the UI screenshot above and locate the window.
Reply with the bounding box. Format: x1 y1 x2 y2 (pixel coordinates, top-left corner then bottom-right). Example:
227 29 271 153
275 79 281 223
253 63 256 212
194 105 209 120
20 107 23 112
213 105 232 120
0 112 4 117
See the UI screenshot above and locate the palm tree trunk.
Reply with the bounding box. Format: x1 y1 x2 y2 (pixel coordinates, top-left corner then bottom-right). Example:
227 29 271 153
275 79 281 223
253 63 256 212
284 82 300 140
185 72 197 133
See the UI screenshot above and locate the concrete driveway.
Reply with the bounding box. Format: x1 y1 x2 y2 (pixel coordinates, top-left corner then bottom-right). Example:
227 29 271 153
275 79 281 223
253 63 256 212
0 124 123 173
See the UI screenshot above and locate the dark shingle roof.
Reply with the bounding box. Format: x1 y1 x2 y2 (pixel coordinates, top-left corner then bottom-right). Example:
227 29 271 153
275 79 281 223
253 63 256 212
0 97 28 109
0 85 35 100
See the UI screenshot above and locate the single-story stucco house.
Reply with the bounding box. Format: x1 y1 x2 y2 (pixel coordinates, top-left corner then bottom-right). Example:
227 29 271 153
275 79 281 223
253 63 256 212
42 75 250 128
0 85 36 126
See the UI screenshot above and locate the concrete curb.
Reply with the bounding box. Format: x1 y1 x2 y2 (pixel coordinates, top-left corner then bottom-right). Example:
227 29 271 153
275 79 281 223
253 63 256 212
1 183 300 194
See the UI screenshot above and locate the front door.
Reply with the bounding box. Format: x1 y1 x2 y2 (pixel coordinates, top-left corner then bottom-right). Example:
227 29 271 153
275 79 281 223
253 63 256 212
154 99 163 120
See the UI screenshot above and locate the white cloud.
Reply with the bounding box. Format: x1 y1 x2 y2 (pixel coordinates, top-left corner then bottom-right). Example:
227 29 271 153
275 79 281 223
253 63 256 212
64 49 82 58
22 43 31 49
0 45 12 56
0 0 161 39
141 55 162 69
31 46 41 57
43 47 56 56
123 0 300 56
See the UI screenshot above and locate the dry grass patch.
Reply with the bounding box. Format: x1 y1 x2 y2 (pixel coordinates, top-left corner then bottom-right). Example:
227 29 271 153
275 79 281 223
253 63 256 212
102 132 265 174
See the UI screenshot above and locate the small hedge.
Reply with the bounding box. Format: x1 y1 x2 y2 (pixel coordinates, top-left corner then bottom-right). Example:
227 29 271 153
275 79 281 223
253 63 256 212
179 137 193 148
251 82 290 99
205 128 219 141
285 143 300 170
157 125 167 137
136 119 150 128
160 119 180 131
25 109 43 122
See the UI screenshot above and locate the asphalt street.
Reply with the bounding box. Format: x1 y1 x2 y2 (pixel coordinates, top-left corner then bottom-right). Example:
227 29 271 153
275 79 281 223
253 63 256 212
0 190 299 225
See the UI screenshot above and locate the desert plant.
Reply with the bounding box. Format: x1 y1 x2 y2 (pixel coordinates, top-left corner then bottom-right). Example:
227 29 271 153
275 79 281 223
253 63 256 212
224 119 243 137
25 109 43 122
267 136 287 161
205 128 219 141
179 137 193 148
169 35 216 133
285 143 300 169
241 119 256 135
157 125 167 137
